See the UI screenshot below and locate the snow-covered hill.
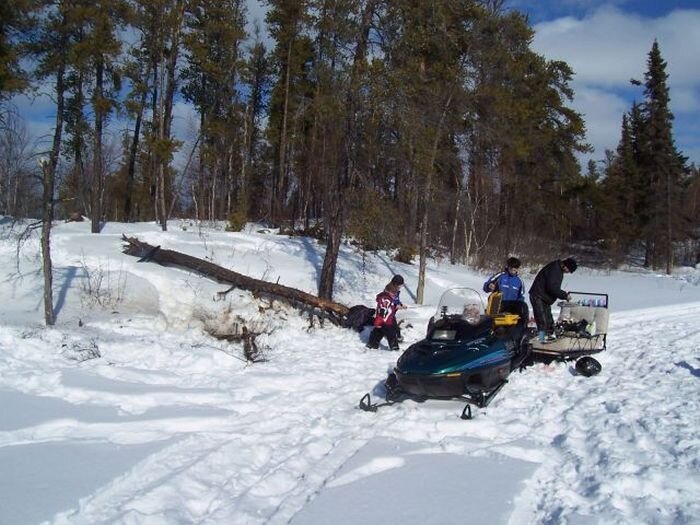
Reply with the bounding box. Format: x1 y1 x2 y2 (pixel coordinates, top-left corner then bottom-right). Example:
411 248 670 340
1 219 698 524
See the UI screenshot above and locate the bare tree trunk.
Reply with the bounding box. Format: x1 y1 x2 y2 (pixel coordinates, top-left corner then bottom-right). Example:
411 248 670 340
69 70 88 217
42 57 67 325
417 90 454 304
124 58 152 222
91 58 104 234
450 174 462 264
158 158 167 229
157 53 167 230
226 144 234 218
416 201 429 305
274 39 294 225
124 86 146 222
318 206 342 300
191 182 199 221
159 1 184 230
41 163 55 326
318 0 377 300
240 102 251 202
211 158 219 221
150 60 159 223
168 133 200 219
464 220 472 265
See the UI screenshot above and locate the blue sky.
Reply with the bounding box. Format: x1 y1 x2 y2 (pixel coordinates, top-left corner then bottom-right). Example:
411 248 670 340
511 0 700 23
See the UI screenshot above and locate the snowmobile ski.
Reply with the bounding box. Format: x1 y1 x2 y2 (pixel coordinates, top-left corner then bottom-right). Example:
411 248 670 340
359 393 396 412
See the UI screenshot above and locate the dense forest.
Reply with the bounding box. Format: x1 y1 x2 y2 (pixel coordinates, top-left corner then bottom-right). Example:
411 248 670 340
1 1 699 301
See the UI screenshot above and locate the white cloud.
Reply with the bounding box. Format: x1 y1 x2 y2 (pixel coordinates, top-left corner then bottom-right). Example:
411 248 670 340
245 0 271 47
533 7 700 89
246 0 267 26
670 86 700 113
10 91 57 154
170 101 200 169
532 5 700 164
571 86 629 155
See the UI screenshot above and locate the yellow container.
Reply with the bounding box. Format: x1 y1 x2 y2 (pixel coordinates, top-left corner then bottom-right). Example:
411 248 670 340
493 313 520 326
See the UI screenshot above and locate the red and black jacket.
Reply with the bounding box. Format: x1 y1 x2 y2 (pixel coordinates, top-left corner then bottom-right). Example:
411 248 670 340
373 289 399 327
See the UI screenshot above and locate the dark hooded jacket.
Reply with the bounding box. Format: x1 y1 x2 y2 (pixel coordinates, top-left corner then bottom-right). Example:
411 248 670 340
528 260 569 305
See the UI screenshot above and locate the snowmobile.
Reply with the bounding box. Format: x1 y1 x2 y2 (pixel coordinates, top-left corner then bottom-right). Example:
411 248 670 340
529 291 609 364
359 288 531 419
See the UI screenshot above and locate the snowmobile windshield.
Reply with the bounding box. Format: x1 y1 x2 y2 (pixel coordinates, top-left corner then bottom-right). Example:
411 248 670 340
435 288 485 324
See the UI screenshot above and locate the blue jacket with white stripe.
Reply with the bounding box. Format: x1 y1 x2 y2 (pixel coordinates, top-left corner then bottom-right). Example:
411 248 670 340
483 269 524 302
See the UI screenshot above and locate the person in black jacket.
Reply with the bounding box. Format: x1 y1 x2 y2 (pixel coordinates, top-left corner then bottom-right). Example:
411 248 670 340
529 258 577 343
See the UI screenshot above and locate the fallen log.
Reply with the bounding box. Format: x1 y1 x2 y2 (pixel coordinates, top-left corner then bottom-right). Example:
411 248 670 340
121 235 349 324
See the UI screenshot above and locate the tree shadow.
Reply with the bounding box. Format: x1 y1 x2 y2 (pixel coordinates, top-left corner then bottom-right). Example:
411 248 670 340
54 265 78 318
675 361 700 378
300 236 323 286
376 252 416 303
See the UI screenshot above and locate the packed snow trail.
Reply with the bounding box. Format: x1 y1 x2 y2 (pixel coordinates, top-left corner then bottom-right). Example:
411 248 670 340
1 220 699 524
505 304 700 524
1 302 697 524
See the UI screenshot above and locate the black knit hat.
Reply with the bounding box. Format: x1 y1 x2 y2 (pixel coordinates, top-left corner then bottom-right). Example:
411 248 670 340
391 274 405 285
562 258 578 273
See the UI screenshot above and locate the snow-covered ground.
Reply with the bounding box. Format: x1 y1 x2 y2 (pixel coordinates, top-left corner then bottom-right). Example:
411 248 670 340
1 218 699 525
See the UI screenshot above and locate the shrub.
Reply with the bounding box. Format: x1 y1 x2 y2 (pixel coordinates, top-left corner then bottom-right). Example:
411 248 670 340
346 189 403 251
394 244 416 264
226 208 247 232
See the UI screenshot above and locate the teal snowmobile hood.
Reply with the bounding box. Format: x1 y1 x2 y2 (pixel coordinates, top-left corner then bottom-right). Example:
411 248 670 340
396 337 513 375
396 316 516 375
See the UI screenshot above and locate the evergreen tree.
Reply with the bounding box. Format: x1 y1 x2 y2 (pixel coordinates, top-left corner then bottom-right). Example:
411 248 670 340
684 164 700 265
627 101 652 245
0 0 37 102
31 0 81 325
119 10 153 223
240 27 270 221
317 0 381 300
445 6 588 263
182 0 247 222
639 40 687 272
75 1 130 233
376 0 476 302
264 0 312 225
60 20 91 221
602 112 641 262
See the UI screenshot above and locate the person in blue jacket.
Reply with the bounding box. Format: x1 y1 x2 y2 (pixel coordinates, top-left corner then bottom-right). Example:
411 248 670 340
483 257 525 302
483 257 529 335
